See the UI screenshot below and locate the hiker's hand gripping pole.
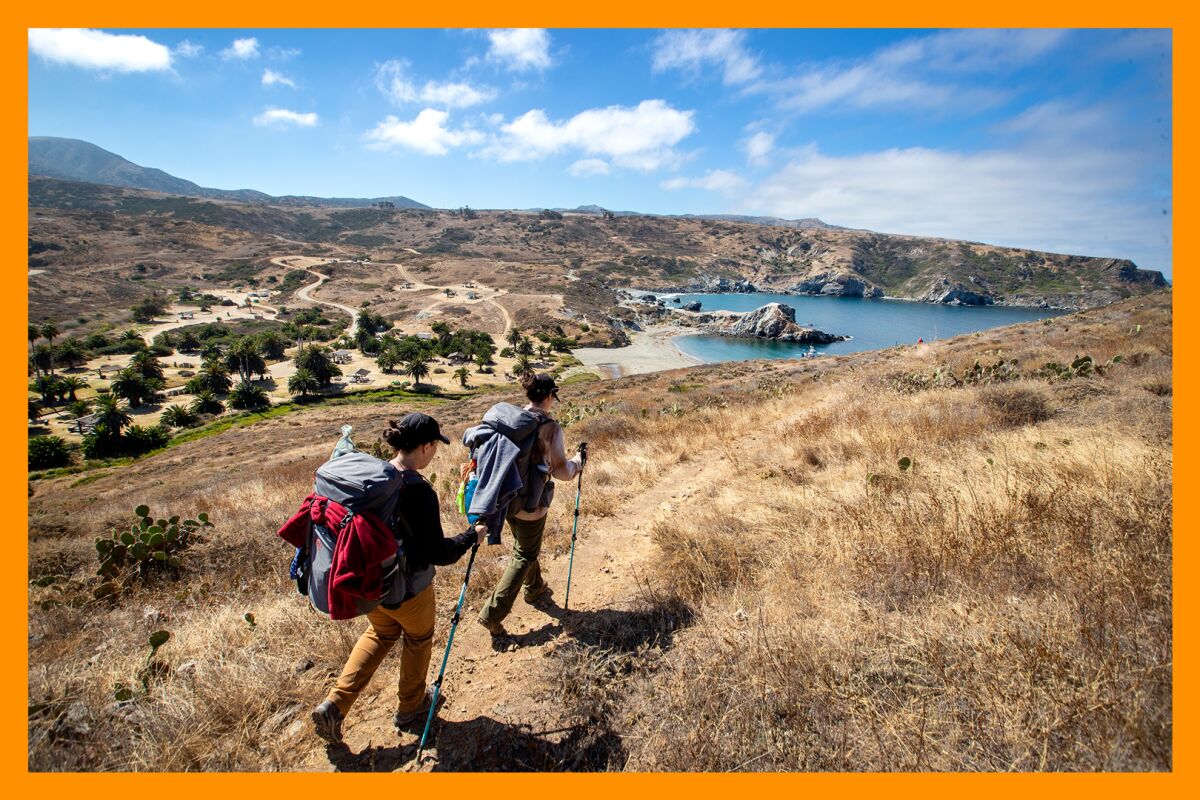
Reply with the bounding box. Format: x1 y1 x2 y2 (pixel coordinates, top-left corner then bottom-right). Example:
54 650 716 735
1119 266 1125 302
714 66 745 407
564 442 587 611
418 538 480 759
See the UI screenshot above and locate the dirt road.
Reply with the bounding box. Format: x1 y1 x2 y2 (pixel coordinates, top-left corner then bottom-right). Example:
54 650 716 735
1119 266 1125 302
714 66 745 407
272 256 360 338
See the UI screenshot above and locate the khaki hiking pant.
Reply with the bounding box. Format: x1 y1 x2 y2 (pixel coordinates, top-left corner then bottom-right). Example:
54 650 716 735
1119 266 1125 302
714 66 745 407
326 583 435 716
479 514 549 626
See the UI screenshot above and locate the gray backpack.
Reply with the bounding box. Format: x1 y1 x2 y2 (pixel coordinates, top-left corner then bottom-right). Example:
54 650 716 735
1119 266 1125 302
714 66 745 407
303 452 407 616
478 402 553 518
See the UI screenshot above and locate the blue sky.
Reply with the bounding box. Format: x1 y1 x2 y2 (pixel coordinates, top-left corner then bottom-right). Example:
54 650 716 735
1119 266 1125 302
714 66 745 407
28 28 1172 275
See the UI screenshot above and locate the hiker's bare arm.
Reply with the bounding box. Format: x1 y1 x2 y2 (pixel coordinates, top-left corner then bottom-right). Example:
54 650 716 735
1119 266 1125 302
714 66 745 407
548 425 582 481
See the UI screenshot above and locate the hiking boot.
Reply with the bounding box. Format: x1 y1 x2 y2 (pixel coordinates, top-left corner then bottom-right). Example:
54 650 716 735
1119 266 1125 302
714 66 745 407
478 616 513 651
312 699 343 744
393 688 446 728
524 583 554 608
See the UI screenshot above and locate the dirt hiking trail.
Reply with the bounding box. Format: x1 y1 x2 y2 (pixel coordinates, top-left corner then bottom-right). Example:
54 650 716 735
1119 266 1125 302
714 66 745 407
294 448 728 771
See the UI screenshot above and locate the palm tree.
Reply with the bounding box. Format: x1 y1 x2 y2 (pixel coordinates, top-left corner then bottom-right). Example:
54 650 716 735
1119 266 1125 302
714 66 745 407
109 368 158 408
177 330 202 353
506 327 522 349
376 348 399 374
33 375 61 405
57 375 88 401
453 367 470 388
40 322 59 348
224 337 265 383
517 336 535 356
256 330 287 360
513 354 534 378
187 364 232 396
67 399 93 419
30 344 53 378
475 353 489 373
40 327 60 376
288 368 322 398
160 404 198 429
92 395 132 439
119 329 142 344
28 324 40 351
229 380 270 410
189 390 224 416
55 338 86 370
404 354 430 387
129 349 165 381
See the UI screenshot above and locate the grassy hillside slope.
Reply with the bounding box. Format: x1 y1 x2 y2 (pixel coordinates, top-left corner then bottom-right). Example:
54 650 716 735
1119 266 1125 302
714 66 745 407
28 290 1171 771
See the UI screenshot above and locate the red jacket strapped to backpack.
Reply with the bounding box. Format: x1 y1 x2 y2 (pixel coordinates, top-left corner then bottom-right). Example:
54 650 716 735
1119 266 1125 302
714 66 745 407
277 493 397 620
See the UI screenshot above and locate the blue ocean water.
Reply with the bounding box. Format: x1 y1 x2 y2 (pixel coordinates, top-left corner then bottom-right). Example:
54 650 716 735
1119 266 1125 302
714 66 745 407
667 292 1065 363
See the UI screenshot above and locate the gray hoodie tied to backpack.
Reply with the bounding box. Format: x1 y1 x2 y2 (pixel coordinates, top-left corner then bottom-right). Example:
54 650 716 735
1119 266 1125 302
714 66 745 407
462 427 522 544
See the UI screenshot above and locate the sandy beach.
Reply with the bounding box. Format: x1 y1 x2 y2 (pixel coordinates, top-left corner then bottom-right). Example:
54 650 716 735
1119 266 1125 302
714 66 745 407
574 325 703 378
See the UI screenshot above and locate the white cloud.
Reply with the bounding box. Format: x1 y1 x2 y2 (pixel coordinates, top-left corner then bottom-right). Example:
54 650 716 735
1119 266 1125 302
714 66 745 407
755 29 1068 114
375 61 495 108
743 105 1171 272
482 99 695 171
661 169 747 193
875 28 1069 73
742 131 775 165
262 69 296 88
487 29 552 72
568 159 611 177
28 28 172 72
253 107 318 127
222 37 259 60
268 46 301 60
652 29 761 85
175 40 203 58
365 109 484 156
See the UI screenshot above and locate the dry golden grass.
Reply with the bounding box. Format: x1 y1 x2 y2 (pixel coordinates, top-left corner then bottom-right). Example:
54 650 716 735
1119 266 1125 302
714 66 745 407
27 291 1172 771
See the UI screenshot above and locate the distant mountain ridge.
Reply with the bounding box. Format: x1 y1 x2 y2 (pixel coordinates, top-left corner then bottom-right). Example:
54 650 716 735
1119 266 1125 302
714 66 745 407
28 136 429 210
529 205 845 230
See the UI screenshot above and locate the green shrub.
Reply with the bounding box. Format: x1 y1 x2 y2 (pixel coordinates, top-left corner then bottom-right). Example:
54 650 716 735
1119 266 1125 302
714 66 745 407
29 435 72 470
122 424 172 454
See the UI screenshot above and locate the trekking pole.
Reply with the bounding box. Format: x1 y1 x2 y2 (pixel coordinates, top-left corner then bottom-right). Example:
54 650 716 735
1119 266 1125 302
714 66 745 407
417 538 480 759
563 442 587 611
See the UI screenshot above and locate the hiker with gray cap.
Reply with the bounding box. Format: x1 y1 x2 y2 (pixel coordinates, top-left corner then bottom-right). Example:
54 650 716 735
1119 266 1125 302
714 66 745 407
474 373 585 640
312 412 486 744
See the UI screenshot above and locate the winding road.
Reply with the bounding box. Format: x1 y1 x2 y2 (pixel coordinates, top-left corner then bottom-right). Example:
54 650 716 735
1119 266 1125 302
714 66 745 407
271 256 361 338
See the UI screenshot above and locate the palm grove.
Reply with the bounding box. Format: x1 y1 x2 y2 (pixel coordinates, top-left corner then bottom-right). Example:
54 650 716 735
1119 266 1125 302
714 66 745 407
29 306 506 471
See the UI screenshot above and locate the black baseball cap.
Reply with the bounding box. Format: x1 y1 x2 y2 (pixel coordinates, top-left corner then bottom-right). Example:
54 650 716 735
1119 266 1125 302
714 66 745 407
396 412 450 448
528 373 560 400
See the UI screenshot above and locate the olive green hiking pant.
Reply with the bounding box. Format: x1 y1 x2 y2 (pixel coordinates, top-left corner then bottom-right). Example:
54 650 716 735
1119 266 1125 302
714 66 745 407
478 515 548 626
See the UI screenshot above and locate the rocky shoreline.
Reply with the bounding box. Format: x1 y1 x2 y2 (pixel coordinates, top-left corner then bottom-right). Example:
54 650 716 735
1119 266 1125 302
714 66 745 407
620 270 1165 311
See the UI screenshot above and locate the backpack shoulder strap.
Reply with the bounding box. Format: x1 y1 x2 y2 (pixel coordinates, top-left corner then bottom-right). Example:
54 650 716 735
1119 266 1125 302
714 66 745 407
390 469 427 542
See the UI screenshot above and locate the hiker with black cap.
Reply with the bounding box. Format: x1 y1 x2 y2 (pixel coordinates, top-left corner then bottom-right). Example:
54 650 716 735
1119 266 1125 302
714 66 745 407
476 373 584 639
312 412 486 744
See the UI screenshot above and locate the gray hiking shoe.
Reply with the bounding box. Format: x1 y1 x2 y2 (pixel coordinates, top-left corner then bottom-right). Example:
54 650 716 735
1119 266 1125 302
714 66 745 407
478 615 507 636
394 688 446 728
312 700 343 744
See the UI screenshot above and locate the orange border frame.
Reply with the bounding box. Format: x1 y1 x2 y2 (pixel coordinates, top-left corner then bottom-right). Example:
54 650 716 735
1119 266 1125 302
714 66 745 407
5 5 1187 796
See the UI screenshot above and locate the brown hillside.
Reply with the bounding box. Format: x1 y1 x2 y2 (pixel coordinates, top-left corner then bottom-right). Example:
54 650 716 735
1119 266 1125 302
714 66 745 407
28 290 1171 771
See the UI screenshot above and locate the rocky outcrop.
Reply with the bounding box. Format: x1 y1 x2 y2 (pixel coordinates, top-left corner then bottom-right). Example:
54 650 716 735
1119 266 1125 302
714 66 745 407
790 274 883 298
922 279 994 306
682 301 702 312
713 303 846 344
